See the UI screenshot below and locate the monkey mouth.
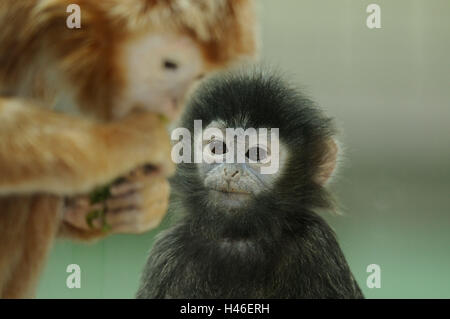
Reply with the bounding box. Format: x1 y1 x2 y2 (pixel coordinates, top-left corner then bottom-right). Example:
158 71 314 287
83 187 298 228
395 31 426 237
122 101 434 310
208 189 251 209
163 97 180 120
204 180 254 210
209 188 251 196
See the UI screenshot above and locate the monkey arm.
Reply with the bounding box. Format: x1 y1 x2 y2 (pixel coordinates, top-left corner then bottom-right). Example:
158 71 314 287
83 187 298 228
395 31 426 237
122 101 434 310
0 97 174 196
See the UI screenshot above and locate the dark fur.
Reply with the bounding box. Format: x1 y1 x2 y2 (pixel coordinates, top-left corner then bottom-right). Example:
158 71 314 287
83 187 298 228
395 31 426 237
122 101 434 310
137 69 364 298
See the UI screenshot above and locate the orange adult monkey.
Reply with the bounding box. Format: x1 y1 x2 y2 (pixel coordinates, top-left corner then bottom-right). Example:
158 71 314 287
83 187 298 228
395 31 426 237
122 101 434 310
0 0 258 298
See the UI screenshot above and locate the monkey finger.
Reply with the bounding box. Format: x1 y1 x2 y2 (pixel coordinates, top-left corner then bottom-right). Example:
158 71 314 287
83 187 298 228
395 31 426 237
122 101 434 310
115 167 167 190
100 209 146 234
141 178 170 200
110 180 143 196
106 192 141 211
63 203 103 230
107 199 168 234
142 164 160 176
64 195 91 209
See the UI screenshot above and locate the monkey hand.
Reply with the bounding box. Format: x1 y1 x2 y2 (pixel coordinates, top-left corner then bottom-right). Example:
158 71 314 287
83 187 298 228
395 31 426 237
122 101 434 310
104 110 176 178
59 165 170 241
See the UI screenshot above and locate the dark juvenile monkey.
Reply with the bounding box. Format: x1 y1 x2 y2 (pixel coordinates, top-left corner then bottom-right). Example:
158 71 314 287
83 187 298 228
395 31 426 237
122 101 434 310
137 70 364 298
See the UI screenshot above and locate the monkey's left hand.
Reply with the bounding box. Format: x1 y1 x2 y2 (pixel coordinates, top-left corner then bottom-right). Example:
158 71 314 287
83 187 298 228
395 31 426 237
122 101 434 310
59 165 170 240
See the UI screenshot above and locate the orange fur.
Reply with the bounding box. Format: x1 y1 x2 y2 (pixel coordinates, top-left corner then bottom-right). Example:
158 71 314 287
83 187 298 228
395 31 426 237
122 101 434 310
0 0 257 118
0 0 257 298
0 195 62 298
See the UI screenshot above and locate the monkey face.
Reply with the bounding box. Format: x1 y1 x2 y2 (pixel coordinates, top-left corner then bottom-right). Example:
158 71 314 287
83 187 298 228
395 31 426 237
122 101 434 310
113 31 207 120
196 121 288 211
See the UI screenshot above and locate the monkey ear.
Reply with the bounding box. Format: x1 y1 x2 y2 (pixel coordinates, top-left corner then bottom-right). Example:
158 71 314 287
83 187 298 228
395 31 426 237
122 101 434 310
314 138 339 185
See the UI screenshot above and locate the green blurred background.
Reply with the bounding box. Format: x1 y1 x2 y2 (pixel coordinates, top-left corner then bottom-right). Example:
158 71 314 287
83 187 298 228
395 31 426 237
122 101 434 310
37 0 450 298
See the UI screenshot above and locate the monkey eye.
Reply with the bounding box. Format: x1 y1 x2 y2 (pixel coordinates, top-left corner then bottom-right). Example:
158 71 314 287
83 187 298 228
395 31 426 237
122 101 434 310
246 146 268 163
163 59 178 70
209 139 227 155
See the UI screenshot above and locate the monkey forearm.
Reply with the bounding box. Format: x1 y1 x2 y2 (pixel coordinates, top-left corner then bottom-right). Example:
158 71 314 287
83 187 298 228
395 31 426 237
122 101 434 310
0 98 173 196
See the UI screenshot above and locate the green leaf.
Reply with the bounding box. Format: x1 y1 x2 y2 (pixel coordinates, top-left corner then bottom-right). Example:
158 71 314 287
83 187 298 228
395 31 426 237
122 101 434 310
89 184 111 204
86 209 101 229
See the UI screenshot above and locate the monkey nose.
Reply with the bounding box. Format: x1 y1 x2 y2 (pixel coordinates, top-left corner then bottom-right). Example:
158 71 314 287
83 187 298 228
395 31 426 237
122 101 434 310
223 166 242 181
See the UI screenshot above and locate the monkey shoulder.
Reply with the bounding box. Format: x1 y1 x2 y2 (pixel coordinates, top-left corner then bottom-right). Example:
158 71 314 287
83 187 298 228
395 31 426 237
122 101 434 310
274 213 364 298
136 226 185 298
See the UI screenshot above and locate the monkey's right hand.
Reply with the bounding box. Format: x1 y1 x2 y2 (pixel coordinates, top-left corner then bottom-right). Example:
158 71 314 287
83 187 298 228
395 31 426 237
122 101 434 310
95 110 176 180
60 165 170 240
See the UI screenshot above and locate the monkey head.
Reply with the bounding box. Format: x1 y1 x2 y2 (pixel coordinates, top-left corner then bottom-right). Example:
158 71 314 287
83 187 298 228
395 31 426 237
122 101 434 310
114 31 207 119
6 0 257 121
172 70 339 239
